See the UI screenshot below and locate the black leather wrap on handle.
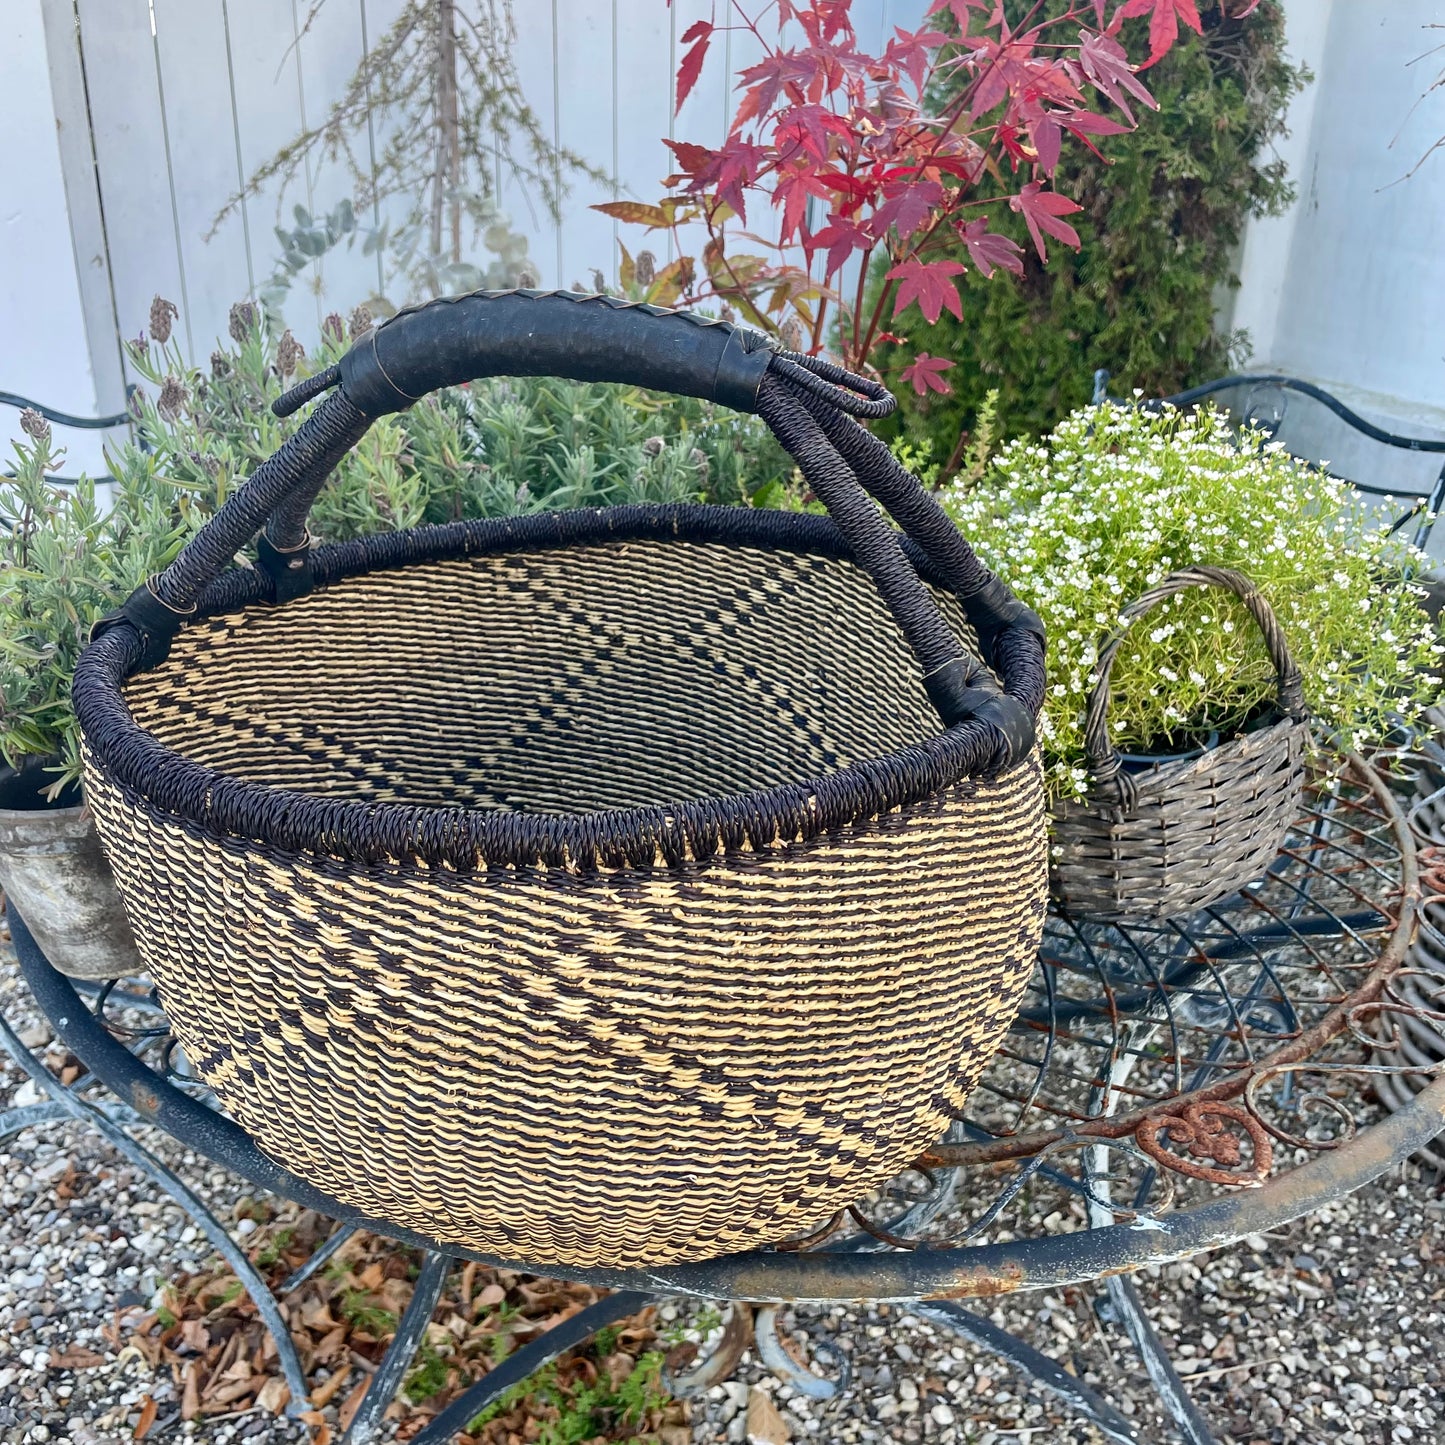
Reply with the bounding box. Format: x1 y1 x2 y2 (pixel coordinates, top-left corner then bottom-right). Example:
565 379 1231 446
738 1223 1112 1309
92 289 1045 768
339 290 775 418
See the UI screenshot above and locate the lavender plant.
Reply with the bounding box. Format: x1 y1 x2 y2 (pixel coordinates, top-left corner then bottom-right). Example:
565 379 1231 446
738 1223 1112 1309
0 411 200 793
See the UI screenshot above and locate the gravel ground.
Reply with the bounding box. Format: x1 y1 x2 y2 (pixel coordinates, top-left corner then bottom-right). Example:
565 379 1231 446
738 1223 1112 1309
3 936 1444 1445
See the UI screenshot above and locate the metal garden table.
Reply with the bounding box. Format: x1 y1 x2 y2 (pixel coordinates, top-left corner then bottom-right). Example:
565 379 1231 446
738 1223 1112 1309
3 744 1443 1445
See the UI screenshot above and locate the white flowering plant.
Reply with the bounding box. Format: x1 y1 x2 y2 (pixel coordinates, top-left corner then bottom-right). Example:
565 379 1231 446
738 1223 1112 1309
944 401 1443 802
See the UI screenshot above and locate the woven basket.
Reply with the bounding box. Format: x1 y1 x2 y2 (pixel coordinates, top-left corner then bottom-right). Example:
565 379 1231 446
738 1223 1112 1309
74 291 1049 1269
1050 565 1309 922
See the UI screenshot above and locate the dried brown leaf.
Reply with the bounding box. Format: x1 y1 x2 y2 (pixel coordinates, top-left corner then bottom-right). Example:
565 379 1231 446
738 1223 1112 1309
204 1377 256 1407
131 1397 158 1440
337 1376 372 1433
314 1324 348 1362
256 1377 291 1415
48 1347 107 1370
310 1366 353 1408
181 1360 202 1420
459 1262 479 1305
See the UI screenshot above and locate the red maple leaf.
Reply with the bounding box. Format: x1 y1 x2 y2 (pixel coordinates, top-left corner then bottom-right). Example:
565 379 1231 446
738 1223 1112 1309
773 103 853 165
1009 181 1082 262
883 25 949 92
773 166 840 243
733 52 817 131
711 141 769 222
1112 0 1202 68
872 177 943 242
900 352 955 396
955 218 1024 279
885 257 967 324
663 137 715 177
1062 109 1132 159
675 20 713 112
805 216 873 277
926 0 989 27
1078 30 1157 124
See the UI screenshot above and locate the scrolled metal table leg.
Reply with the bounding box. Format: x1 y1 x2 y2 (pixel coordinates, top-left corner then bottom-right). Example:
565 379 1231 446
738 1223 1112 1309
278 1221 361 1295
753 1304 849 1400
910 1299 1144 1445
0 1101 71 1141
664 1302 754 1397
1104 1276 1220 1445
0 960 313 1418
407 1290 657 1445
341 1249 453 1445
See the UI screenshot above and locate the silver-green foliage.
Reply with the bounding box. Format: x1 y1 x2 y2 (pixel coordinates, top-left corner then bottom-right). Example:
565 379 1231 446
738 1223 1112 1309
0 417 202 792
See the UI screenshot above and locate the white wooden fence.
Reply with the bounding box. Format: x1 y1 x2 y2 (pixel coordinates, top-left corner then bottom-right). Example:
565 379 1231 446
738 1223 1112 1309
8 0 926 472
8 0 1445 504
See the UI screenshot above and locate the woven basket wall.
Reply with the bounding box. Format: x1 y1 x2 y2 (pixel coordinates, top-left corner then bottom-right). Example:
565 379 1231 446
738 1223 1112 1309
1050 715 1306 920
82 534 1048 1268
1049 565 1309 922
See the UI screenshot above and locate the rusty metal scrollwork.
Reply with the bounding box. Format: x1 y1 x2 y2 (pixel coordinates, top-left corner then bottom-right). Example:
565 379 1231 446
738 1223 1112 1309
1135 1101 1274 1186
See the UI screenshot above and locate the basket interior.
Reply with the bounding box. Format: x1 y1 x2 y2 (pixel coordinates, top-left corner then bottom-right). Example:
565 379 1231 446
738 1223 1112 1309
122 539 973 815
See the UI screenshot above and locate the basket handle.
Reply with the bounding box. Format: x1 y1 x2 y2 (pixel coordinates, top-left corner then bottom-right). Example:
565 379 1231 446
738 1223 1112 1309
93 290 1045 766
1083 565 1309 803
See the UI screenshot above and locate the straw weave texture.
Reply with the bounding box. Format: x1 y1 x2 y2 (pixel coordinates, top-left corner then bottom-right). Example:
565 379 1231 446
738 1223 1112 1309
1048 566 1308 922
84 539 1047 1266
1049 715 1305 922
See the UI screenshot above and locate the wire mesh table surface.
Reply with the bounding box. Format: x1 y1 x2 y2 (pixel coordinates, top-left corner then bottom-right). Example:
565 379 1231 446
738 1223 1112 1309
3 743 1443 1445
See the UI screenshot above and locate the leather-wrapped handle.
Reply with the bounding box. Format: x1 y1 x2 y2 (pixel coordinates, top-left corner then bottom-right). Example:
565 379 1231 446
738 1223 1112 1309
340 290 774 419
260 290 777 558
94 290 1044 766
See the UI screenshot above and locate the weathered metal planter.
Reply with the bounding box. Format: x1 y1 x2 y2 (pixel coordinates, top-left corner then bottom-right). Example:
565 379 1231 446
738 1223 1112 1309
0 759 141 981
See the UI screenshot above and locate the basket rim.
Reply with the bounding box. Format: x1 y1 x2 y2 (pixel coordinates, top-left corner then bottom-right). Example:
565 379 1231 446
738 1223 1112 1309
74 503 1025 875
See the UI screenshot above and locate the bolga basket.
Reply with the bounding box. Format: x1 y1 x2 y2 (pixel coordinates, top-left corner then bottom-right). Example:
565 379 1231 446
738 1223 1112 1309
73 291 1049 1270
1050 565 1309 922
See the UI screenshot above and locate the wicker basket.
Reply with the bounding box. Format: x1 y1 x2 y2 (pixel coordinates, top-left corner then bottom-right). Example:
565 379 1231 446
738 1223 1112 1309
73 291 1049 1269
1050 565 1309 921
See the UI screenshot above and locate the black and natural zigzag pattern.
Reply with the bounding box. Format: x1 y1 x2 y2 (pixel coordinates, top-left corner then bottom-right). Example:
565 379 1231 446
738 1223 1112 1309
79 530 1047 1265
73 307 1048 1269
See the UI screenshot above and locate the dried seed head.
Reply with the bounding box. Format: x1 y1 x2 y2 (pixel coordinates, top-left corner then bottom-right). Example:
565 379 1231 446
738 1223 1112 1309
129 388 146 420
19 408 50 444
157 376 187 420
635 250 656 288
571 279 586 292
642 435 666 458
187 449 221 479
720 303 737 324
322 312 346 344
275 329 304 379
228 300 258 344
348 305 374 340
779 318 804 353
517 268 538 290
591 269 607 294
210 350 231 379
149 295 179 345
126 333 149 361
689 447 709 472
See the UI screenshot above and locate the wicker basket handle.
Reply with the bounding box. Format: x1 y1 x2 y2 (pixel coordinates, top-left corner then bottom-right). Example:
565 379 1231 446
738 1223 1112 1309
93 291 1045 766
1084 565 1308 803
